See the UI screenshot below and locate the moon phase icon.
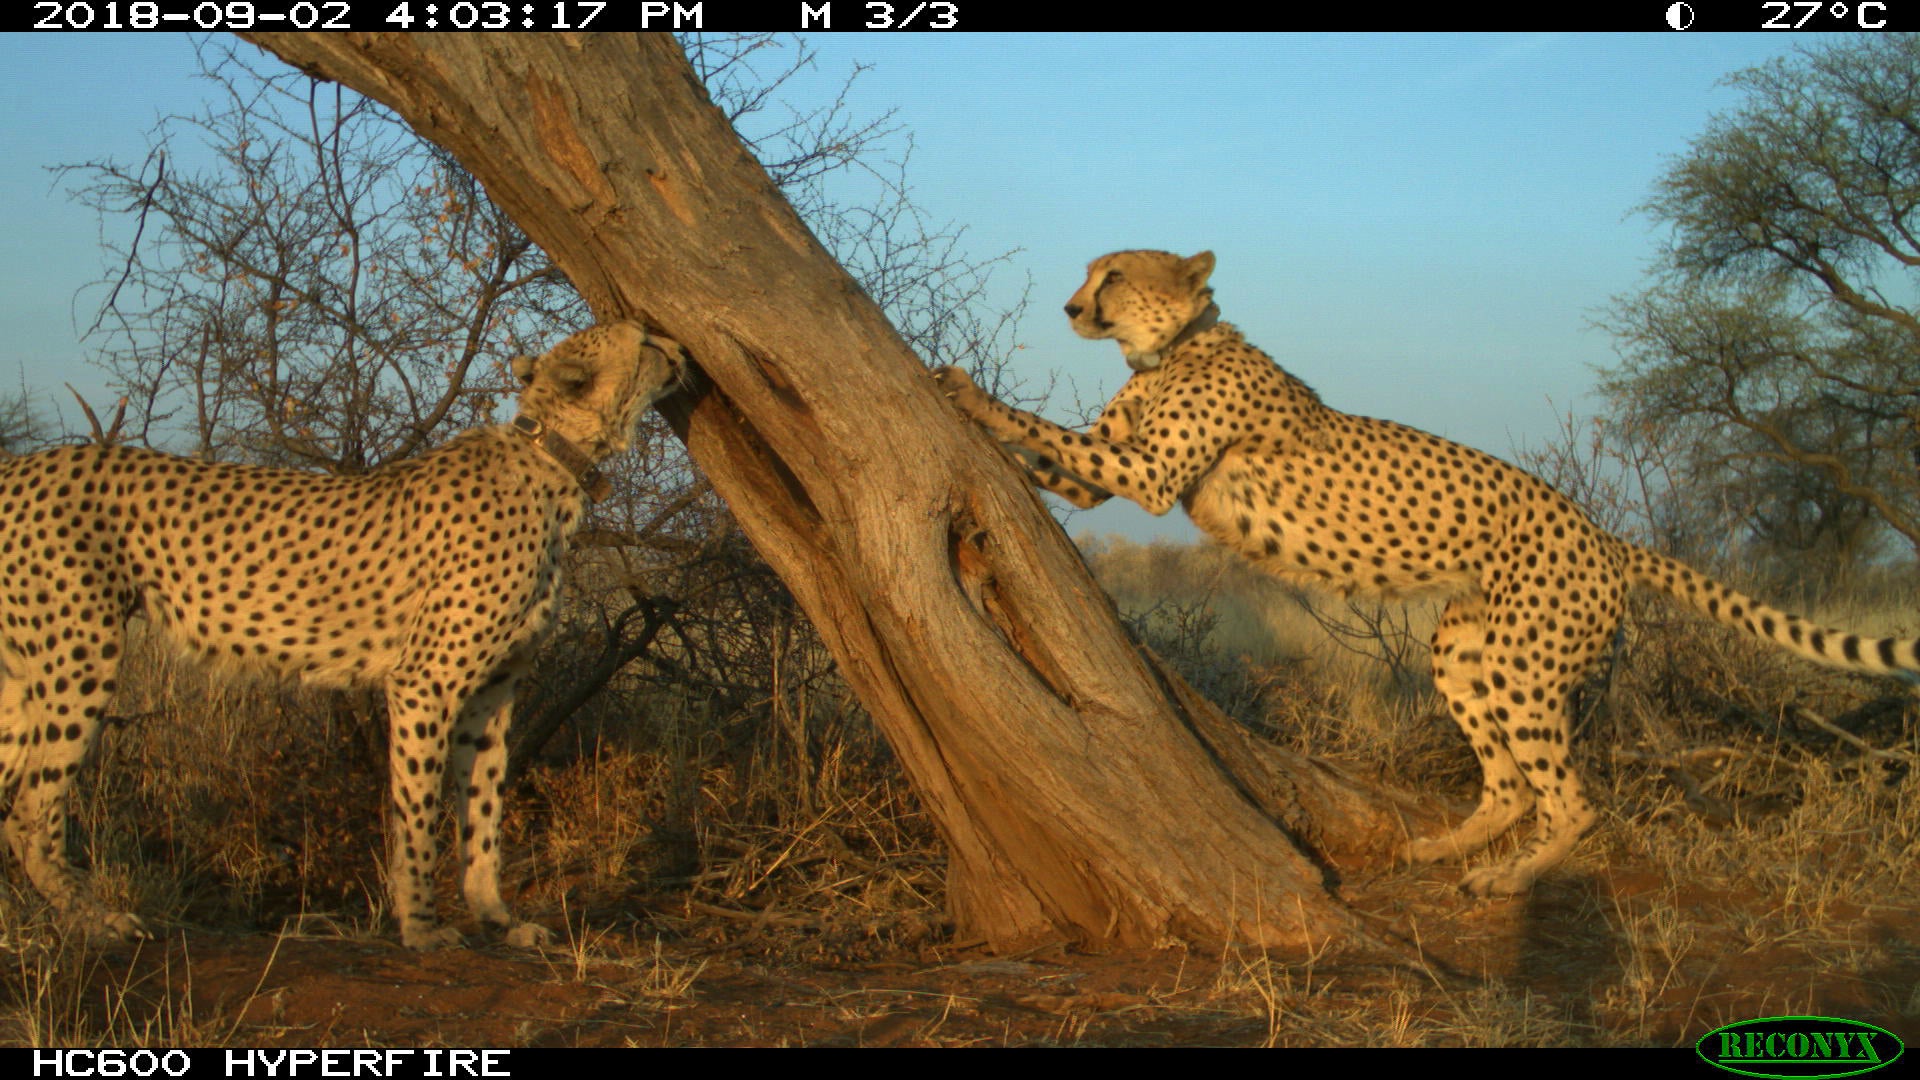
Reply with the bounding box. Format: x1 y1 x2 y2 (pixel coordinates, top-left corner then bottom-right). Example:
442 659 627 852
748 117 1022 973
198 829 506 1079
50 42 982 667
1665 1 1694 28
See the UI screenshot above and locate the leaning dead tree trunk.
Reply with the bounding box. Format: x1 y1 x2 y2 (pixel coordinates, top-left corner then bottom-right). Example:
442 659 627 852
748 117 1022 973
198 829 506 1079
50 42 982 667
241 32 1407 952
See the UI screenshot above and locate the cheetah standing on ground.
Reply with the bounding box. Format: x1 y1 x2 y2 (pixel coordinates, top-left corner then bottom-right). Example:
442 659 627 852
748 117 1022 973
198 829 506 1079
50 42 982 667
0 322 684 948
934 250 1920 897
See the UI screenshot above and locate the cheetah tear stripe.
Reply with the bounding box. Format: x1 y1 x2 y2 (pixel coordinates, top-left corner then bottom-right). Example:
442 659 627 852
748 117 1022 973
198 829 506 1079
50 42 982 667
935 249 1920 899
0 322 684 948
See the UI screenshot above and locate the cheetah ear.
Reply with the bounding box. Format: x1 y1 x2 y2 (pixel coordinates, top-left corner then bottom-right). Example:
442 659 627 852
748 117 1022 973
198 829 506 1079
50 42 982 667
1182 251 1216 289
510 354 538 385
547 357 597 396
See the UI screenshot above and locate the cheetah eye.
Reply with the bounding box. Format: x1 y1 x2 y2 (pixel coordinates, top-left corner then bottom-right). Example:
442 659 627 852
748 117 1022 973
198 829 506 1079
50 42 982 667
1104 270 1124 284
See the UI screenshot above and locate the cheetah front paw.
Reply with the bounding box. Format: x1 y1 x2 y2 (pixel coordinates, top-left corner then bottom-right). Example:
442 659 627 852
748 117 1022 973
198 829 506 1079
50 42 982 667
1399 836 1463 867
1457 863 1535 899
401 923 466 951
931 366 993 417
93 911 152 944
930 364 975 396
504 922 554 949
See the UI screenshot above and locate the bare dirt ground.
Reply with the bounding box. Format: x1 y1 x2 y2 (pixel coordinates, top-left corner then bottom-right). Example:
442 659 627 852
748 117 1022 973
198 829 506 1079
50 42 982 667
34 849 1920 1049
16 589 1920 1047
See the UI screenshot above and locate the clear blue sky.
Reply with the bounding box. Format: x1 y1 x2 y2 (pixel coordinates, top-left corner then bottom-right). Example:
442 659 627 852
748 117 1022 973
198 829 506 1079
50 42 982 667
0 32 1842 541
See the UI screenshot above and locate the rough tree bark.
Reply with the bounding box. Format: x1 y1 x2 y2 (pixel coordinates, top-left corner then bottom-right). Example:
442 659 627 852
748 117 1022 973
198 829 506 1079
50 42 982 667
239 32 1410 952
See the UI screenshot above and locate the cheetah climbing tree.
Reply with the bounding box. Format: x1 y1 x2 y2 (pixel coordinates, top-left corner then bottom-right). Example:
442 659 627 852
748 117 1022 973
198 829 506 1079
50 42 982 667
238 32 1406 952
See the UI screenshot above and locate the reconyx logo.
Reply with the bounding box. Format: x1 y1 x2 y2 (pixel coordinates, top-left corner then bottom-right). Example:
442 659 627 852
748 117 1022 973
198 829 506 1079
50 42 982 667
1696 1017 1903 1079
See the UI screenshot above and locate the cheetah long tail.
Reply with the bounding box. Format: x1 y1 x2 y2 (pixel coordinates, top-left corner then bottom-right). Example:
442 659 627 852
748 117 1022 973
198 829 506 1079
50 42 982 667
1622 542 1920 675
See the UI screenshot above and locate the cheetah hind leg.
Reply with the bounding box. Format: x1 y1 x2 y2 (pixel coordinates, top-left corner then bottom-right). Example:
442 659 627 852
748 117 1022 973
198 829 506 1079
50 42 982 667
1449 591 1615 897
1450 669 1599 898
1446 648 1601 897
1399 596 1536 868
1454 774 1597 898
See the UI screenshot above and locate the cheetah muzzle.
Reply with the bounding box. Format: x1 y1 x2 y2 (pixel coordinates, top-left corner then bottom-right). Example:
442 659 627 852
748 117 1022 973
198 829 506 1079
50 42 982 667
934 249 1920 898
0 321 685 948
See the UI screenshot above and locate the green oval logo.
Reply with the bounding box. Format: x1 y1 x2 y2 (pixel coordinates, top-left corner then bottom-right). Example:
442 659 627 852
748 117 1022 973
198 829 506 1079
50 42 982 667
1697 1016 1905 1079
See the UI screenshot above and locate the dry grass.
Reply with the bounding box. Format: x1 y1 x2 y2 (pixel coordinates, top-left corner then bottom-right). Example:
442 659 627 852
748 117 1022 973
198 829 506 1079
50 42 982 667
3 533 1919 1045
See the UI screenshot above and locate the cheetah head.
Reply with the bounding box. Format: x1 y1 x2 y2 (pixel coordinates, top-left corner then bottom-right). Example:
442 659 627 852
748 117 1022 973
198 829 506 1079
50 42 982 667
1064 250 1217 371
510 322 687 460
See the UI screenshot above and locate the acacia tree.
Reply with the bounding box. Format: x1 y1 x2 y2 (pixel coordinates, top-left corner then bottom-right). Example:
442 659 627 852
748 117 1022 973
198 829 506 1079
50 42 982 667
72 38 1021 466
1601 36 1920 575
0 388 48 455
236 32 1404 952
68 45 575 469
69 36 1032 768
